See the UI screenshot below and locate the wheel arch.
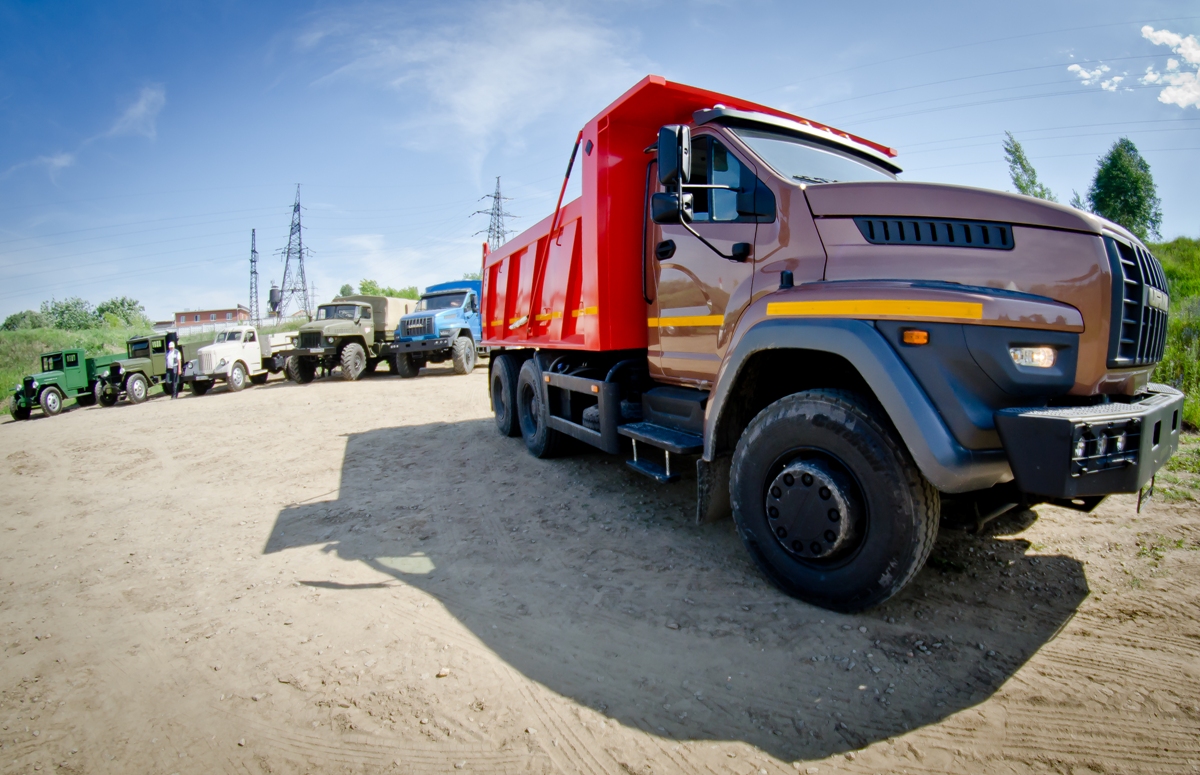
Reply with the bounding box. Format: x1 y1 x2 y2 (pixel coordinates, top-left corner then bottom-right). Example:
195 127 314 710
708 318 1011 494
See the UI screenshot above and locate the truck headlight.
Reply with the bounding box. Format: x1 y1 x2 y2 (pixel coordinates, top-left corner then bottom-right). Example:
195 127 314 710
438 328 454 336
1009 346 1056 368
30 380 38 390
325 336 335 345
217 358 227 369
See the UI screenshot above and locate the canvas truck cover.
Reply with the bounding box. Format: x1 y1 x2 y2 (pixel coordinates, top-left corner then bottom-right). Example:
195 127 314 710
480 75 895 352
334 295 416 334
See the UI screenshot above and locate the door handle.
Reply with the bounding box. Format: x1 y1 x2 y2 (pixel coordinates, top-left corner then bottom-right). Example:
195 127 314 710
655 240 676 260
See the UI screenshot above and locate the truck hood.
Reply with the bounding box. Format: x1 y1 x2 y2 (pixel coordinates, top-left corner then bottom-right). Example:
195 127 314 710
298 321 365 337
804 181 1143 244
197 342 244 358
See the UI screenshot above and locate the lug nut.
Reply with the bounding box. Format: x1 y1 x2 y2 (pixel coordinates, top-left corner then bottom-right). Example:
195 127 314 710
783 473 795 487
810 541 821 554
771 486 781 498
802 473 814 486
828 509 839 522
776 527 787 539
819 487 831 500
768 506 779 519
825 530 837 542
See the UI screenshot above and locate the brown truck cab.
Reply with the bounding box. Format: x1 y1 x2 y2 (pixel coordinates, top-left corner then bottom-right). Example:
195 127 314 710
482 76 1182 612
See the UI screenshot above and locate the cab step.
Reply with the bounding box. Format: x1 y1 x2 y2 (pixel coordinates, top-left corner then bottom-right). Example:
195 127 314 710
618 422 703 484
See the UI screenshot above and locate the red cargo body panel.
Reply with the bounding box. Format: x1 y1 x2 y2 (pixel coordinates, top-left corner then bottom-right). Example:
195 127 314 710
481 75 891 352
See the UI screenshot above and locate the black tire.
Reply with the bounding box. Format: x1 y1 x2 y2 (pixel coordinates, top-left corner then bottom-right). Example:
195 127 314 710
39 386 64 416
490 354 520 437
516 358 564 458
10 395 31 421
228 362 247 392
126 374 149 404
75 391 96 407
250 372 269 386
394 353 420 379
286 356 316 384
451 336 477 374
190 381 211 397
364 358 379 375
97 383 118 407
340 343 367 381
729 389 939 613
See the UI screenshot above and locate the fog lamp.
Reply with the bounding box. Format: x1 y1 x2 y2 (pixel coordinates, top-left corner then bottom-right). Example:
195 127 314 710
1009 346 1056 368
1113 432 1127 453
1094 433 1108 457
1073 435 1088 459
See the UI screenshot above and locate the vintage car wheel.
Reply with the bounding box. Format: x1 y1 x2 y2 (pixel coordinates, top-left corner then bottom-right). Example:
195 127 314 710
285 356 315 384
490 353 521 437
340 343 367 381
40 386 65 416
190 381 211 396
729 389 939 613
9 395 31 421
96 383 118 407
228 362 247 392
451 336 477 374
250 372 268 386
516 358 565 458
126 373 149 404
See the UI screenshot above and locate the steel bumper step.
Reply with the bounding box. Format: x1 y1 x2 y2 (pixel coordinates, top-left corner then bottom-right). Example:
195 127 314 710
617 422 703 454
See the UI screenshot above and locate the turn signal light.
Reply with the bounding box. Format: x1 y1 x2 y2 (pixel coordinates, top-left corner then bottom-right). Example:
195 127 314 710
902 329 929 345
1009 346 1056 368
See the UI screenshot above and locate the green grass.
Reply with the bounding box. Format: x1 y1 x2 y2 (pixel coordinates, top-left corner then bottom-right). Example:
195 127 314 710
1149 237 1200 429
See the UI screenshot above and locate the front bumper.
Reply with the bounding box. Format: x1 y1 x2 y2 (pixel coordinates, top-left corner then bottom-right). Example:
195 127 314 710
390 337 451 355
995 384 1183 498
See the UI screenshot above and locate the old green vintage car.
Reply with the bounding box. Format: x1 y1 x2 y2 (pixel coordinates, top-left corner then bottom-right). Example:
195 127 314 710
9 348 122 420
96 333 194 406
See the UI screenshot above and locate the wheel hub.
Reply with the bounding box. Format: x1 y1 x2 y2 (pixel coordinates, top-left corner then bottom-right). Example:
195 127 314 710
765 459 862 560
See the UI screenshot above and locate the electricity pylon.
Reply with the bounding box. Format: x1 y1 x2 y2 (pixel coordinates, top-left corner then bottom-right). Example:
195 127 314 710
249 229 260 326
473 176 517 252
273 185 312 321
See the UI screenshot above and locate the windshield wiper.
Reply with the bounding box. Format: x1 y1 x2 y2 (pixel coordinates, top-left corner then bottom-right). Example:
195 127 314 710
793 175 835 184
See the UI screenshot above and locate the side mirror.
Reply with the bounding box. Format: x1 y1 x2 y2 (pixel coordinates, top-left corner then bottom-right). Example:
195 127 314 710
651 192 694 224
657 125 691 186
354 308 362 323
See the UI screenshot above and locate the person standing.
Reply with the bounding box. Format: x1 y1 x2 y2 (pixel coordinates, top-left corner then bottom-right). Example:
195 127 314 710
165 340 182 399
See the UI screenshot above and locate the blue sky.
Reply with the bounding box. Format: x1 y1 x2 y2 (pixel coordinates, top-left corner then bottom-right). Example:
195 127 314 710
1 1 1198 322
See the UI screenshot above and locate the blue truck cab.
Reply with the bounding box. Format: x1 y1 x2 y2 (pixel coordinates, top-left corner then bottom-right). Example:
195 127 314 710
389 281 485 377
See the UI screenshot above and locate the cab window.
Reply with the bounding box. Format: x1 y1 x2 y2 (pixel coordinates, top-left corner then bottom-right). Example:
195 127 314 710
151 340 166 355
129 341 150 358
224 331 242 342
41 354 63 372
65 352 79 367
684 136 775 223
245 330 256 342
361 307 372 320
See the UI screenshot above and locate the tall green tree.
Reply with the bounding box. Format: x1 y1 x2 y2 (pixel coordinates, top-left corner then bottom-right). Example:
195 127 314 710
359 279 419 300
1003 131 1056 201
462 271 481 281
338 283 355 297
95 296 147 327
1086 137 1162 240
1 310 50 330
40 297 98 330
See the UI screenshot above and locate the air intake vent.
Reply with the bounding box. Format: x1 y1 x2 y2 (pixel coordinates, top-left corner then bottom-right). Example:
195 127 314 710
299 332 323 349
1106 237 1168 368
853 217 1014 250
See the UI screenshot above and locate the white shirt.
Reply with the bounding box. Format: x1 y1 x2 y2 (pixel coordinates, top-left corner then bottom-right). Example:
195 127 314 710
166 348 180 369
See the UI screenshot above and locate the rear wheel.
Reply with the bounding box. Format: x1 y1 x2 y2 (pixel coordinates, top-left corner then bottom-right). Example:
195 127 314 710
451 336 477 374
250 372 269 386
228 362 247 392
10 395 31 421
729 389 939 612
340 343 367 381
190 381 211 397
75 390 96 407
516 358 564 458
97 383 118 407
126 374 149 404
491 354 520 437
394 353 420 379
285 356 316 384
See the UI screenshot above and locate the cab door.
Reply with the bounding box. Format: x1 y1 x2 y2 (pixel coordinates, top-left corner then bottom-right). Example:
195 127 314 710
648 133 772 388
150 338 167 375
242 330 263 370
62 351 86 392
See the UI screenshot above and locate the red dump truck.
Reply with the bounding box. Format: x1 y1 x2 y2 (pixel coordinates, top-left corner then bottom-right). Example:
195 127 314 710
481 76 1182 612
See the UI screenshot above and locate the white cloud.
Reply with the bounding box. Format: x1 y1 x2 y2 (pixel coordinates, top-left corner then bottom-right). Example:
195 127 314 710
1100 75 1124 92
107 85 167 139
0 152 74 181
301 1 647 172
1068 63 1110 85
1140 26 1200 109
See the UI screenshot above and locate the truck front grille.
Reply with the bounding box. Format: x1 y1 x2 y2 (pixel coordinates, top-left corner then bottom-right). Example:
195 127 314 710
200 351 215 373
22 376 35 401
1107 238 1168 368
402 317 434 337
299 332 323 349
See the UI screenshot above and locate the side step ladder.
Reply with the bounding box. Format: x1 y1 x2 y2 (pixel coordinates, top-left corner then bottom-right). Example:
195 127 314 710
618 422 703 483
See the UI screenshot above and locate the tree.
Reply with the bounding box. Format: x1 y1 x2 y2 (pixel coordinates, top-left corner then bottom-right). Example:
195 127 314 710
40 297 98 330
95 296 147 327
462 271 482 281
1086 137 1163 240
359 279 419 300
339 283 355 297
1 310 51 330
1003 132 1056 202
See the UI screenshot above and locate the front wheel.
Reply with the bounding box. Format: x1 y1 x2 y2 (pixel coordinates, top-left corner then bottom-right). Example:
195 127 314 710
126 374 149 404
451 336 476 374
190 381 211 397
228 362 247 392
9 395 31 421
393 353 420 379
250 372 269 386
340 343 366 381
516 358 564 458
285 356 316 384
40 386 64 416
729 389 939 612
490 354 520 437
97 383 118 407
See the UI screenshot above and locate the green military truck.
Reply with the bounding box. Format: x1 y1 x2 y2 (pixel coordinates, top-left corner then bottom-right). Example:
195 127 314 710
282 295 414 383
9 349 122 420
96 333 195 406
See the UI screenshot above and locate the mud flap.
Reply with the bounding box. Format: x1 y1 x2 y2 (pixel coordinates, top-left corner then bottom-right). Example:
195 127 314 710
696 456 732 524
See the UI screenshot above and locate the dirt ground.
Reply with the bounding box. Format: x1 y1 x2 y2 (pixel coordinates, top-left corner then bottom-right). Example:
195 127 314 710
2 366 1199 775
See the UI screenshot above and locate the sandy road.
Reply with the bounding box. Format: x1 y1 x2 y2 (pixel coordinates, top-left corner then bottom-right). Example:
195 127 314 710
1 367 1198 774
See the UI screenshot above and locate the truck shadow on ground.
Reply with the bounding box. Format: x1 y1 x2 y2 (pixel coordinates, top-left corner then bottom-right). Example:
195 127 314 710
264 422 1088 762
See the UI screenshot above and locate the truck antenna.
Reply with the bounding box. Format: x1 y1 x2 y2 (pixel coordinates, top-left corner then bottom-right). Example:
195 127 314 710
472 176 518 252
275 185 313 322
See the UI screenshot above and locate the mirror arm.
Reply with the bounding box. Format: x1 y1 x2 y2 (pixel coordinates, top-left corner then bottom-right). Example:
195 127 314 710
678 219 751 262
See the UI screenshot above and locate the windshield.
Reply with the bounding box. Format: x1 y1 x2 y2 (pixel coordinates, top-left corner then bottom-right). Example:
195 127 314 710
731 128 895 184
317 305 360 320
41 354 63 372
215 331 242 343
128 340 150 358
416 292 466 312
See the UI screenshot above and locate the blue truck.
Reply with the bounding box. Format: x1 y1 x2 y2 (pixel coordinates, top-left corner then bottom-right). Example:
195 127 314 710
389 281 484 377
